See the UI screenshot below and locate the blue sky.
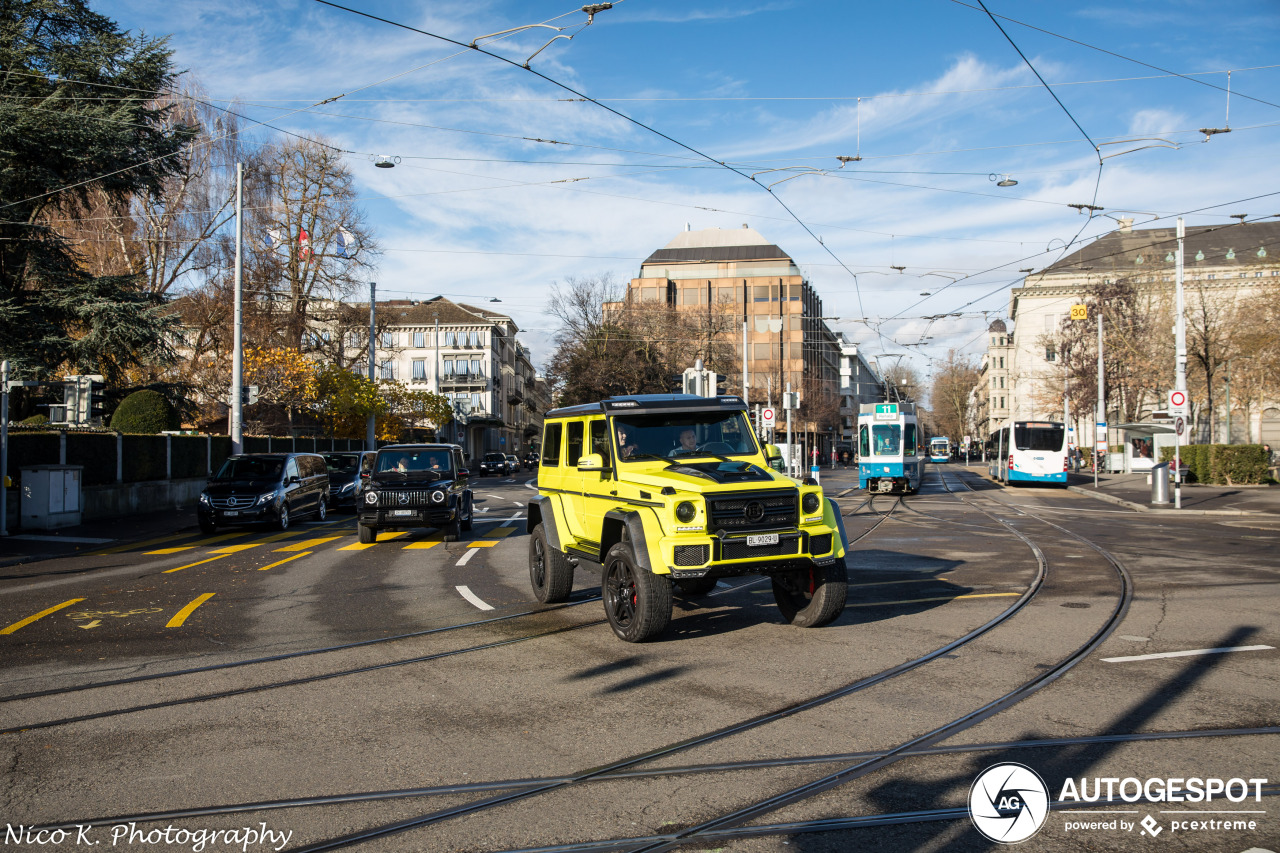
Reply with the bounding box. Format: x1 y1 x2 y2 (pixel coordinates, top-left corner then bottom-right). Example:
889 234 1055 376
96 0 1280 377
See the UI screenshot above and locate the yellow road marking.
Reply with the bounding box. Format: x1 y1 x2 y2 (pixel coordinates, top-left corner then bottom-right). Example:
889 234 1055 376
847 592 1021 608
146 546 196 555
209 544 261 554
339 530 408 551
1 599 86 635
466 540 500 548
258 552 311 571
482 527 517 539
90 533 189 555
274 536 341 552
403 541 439 550
162 555 227 574
167 593 215 628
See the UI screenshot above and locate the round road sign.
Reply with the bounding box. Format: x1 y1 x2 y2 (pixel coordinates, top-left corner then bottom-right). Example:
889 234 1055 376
1175 416 1185 436
1170 389 1187 408
761 407 775 426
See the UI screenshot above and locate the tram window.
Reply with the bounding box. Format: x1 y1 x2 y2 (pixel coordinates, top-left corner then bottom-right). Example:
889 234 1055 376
904 423 917 456
872 424 901 456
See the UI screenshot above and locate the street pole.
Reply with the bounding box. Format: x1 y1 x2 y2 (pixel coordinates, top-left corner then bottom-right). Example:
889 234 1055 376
785 382 793 478
1175 217 1186 509
230 162 244 455
1224 359 1232 445
1 360 8 536
1095 309 1104 489
366 281 376 450
742 320 748 402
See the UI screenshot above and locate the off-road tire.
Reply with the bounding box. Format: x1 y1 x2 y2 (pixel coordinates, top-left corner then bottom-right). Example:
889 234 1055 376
674 576 718 596
357 521 375 544
529 523 573 603
443 513 463 542
460 495 473 532
602 542 672 642
771 560 847 627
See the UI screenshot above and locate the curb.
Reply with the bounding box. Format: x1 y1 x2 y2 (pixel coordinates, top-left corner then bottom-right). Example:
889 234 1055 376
1066 485 1260 516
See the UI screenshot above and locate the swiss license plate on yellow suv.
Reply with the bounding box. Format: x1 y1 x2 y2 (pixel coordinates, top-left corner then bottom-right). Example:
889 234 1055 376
747 533 779 547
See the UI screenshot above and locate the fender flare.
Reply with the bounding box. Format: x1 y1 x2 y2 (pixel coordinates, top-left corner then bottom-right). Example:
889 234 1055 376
526 494 563 551
602 508 664 574
825 497 850 559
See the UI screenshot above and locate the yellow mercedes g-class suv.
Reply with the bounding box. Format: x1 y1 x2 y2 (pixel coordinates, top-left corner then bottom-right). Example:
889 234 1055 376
526 394 849 642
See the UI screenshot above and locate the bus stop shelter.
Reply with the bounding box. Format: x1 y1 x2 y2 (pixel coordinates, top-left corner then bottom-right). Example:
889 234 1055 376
1111 422 1177 474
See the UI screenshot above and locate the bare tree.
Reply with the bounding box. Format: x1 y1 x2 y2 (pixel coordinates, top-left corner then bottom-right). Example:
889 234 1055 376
928 350 981 440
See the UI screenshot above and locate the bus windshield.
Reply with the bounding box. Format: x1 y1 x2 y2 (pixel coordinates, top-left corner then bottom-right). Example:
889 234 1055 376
1014 423 1065 451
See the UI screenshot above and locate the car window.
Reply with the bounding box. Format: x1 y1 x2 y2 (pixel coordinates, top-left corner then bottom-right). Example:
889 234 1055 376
565 421 584 466
589 419 611 467
324 454 359 474
213 457 283 481
360 453 376 475
285 459 300 480
542 423 562 467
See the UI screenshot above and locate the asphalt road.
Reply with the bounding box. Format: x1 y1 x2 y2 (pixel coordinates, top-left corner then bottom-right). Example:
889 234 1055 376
1 466 1276 853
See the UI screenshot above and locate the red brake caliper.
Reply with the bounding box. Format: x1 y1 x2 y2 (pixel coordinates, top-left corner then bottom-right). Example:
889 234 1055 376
807 568 817 595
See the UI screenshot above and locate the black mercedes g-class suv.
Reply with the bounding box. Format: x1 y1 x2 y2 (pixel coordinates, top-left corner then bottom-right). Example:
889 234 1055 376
356 444 474 543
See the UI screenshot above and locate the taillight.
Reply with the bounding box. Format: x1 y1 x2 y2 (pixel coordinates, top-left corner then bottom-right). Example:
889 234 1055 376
1008 454 1014 470
1063 456 1070 472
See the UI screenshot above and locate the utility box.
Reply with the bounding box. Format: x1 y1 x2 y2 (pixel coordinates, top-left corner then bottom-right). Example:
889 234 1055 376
20 465 83 529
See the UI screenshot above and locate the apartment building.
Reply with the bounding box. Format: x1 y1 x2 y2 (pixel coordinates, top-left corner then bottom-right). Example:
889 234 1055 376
618 225 841 440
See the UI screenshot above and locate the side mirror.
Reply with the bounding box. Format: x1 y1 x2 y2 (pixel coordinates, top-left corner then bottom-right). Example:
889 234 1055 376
287 475 300 485
764 444 783 461
577 453 606 471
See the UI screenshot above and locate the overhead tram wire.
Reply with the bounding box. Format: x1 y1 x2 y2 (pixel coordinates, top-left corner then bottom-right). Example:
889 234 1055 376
310 0 870 320
949 1 1280 113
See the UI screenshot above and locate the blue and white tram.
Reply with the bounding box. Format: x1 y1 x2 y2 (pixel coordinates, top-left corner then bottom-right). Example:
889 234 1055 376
857 403 924 494
989 420 1069 486
929 436 951 463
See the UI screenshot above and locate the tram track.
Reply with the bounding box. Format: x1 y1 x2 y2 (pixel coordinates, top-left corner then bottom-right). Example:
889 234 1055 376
17 472 1138 852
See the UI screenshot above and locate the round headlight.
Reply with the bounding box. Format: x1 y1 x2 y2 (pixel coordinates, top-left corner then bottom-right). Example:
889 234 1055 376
675 501 696 523
802 493 821 514
431 490 446 504
364 491 378 505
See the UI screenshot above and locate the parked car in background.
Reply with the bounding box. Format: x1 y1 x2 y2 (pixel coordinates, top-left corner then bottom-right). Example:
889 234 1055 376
199 453 329 533
506 454 520 474
322 451 377 510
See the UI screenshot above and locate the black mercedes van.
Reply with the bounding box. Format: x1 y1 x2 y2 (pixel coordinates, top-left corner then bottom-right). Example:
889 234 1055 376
198 453 330 533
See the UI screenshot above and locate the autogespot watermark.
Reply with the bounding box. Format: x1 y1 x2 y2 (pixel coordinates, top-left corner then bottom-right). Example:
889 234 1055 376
968 763 1271 844
4 822 292 851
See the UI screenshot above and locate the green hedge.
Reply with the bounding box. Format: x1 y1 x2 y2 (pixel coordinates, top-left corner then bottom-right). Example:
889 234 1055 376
1159 444 1269 485
170 435 210 479
122 435 168 482
5 433 60 489
110 389 179 434
66 433 119 486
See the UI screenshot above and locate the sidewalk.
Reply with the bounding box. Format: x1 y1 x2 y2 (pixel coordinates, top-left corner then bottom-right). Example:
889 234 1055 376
0 507 200 571
1065 470 1279 516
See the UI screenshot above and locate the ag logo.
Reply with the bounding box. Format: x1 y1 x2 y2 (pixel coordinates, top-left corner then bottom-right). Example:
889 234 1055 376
968 763 1049 844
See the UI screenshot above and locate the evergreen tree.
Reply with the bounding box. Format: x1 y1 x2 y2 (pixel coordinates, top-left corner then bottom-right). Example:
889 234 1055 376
0 0 196 380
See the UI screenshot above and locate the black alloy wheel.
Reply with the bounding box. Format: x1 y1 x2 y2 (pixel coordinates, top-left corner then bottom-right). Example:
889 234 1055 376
528 523 573 603
602 542 672 643
771 561 847 627
277 503 290 531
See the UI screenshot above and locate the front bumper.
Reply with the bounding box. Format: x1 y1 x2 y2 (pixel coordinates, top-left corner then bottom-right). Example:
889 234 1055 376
358 507 459 528
660 526 840 577
199 504 277 525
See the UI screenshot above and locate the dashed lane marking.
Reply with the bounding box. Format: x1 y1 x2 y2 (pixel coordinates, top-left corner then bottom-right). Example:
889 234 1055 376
1 599 86 635
403 541 440 550
166 593 215 628
337 531 408 551
482 527 517 540
1101 645 1275 664
465 540 499 548
163 555 228 574
456 585 494 610
456 549 479 566
209 544 261 554
258 552 311 571
274 536 342 552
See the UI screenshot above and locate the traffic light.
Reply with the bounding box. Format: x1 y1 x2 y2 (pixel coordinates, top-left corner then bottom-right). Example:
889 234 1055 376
88 380 107 419
241 385 260 405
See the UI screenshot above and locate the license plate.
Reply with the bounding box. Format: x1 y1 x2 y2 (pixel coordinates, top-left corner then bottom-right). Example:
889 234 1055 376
747 533 779 547
390 509 415 517
223 510 239 517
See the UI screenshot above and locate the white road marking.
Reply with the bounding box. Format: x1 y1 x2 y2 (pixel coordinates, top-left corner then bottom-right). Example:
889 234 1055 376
1102 645 1274 663
512 501 523 506
456 549 479 566
478 507 490 512
455 584 493 610
486 494 504 500
525 482 538 491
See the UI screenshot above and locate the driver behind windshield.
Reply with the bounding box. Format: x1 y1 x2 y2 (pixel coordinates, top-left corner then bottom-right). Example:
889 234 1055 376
669 427 698 457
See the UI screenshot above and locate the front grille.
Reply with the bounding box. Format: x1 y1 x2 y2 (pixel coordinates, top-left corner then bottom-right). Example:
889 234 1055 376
706 489 798 533
808 534 833 555
369 489 438 508
210 495 260 510
720 535 801 560
674 545 709 566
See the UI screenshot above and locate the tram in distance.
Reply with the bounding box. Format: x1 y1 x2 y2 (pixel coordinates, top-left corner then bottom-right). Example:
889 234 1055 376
987 420 1069 486
857 402 923 494
929 436 951 463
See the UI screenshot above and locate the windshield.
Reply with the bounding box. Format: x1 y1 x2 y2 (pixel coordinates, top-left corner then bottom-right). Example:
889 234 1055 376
323 454 360 474
485 453 505 461
872 424 901 456
1014 423 1065 452
612 411 759 461
213 457 283 481
376 449 451 477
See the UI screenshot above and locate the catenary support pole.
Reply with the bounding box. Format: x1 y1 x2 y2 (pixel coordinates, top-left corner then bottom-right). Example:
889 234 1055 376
230 163 244 455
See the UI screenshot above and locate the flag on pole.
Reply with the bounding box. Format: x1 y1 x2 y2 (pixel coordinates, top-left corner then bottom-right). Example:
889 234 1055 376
299 229 312 260
335 228 356 258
